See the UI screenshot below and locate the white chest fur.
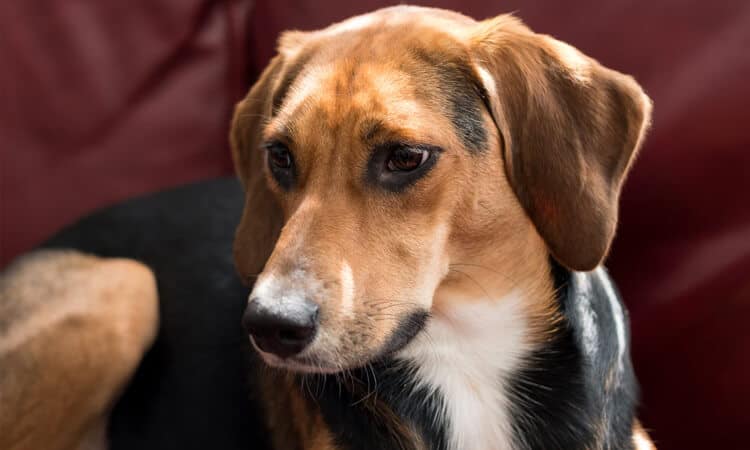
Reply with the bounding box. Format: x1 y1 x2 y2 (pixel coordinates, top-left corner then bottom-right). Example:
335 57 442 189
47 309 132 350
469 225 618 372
397 292 531 450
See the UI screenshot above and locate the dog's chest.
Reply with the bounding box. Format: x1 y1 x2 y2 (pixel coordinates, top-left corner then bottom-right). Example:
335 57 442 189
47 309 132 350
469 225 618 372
397 294 530 450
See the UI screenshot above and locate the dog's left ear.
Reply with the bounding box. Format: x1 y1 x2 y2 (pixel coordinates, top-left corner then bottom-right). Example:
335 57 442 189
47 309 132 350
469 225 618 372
469 16 652 271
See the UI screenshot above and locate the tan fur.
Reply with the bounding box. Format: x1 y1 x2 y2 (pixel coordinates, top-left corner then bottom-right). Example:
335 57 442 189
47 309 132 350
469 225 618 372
0 250 158 450
258 369 338 450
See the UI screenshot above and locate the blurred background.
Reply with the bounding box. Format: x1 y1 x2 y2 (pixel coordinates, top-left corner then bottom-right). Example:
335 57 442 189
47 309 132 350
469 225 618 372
1 1 748 449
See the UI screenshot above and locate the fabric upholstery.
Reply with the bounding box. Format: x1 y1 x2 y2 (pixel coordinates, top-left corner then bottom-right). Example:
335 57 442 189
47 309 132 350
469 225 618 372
2 1 748 448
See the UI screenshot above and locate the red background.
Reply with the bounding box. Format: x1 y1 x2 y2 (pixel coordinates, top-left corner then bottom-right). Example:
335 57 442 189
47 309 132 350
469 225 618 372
2 1 749 449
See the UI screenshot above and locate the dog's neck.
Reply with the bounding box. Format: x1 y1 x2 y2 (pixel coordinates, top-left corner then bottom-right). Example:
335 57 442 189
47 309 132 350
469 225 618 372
386 254 562 450
296 263 637 450
383 228 558 449
395 289 532 450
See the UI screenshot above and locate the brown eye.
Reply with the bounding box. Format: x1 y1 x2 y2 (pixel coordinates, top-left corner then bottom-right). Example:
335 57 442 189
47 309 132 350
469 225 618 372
264 142 295 190
386 147 429 172
268 143 292 169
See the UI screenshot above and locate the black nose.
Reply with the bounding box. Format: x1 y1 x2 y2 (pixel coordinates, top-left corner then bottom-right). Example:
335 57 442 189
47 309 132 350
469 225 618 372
242 298 319 358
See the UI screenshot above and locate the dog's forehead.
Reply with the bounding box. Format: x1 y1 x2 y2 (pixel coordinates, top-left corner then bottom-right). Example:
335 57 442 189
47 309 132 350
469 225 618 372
311 6 475 43
268 16 489 152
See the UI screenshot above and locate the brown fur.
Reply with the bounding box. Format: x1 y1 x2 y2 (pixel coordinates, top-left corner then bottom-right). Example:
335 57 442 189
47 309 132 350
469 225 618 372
0 250 158 450
258 370 338 450
472 15 653 271
229 5 654 449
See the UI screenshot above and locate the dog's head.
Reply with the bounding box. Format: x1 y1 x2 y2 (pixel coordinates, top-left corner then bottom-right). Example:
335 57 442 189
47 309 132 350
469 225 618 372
231 6 651 372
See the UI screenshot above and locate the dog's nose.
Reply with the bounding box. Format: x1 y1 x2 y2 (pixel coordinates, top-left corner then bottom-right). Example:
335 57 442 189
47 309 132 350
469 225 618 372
242 298 319 358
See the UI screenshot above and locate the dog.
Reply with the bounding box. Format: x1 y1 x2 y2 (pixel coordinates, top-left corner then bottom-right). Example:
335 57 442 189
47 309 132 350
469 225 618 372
1 5 654 450
230 5 653 450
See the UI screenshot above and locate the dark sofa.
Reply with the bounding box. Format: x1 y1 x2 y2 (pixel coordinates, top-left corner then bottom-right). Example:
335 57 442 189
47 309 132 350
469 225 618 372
2 1 749 448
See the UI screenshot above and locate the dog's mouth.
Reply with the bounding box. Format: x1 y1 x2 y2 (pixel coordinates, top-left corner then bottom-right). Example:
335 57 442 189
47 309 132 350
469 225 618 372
252 350 344 374
251 310 430 374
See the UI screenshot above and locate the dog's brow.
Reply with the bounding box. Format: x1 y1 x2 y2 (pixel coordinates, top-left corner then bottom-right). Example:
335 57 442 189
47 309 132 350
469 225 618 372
360 120 419 147
263 124 295 147
361 120 385 143
411 47 488 152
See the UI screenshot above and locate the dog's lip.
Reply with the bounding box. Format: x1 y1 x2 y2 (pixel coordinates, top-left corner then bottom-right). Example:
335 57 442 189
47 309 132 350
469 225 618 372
263 354 342 374
250 341 341 374
283 358 343 374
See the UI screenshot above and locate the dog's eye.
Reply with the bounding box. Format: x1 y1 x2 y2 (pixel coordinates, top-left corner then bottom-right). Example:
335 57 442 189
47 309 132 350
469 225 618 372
386 147 429 172
264 142 295 190
267 143 292 170
367 143 441 192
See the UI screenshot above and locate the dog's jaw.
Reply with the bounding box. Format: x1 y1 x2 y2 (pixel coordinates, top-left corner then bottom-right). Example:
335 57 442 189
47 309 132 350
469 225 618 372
396 290 532 450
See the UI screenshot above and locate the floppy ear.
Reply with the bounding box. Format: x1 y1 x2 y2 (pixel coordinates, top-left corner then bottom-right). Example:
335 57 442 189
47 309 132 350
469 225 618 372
231 31 315 279
229 55 285 279
471 16 652 271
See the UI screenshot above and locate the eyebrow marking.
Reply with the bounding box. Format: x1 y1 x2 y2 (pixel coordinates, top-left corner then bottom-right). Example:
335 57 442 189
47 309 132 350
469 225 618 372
411 47 488 152
361 119 385 143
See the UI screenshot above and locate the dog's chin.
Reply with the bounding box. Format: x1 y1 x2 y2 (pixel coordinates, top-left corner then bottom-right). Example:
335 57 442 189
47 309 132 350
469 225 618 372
258 352 343 374
249 341 345 374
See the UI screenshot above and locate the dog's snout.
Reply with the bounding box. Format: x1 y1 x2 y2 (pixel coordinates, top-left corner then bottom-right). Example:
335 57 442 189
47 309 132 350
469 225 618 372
242 297 319 358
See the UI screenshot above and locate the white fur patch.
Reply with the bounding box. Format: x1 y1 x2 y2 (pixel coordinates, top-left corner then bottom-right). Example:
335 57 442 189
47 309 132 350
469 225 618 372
574 272 599 356
398 292 530 450
596 268 627 373
476 66 498 102
250 268 324 313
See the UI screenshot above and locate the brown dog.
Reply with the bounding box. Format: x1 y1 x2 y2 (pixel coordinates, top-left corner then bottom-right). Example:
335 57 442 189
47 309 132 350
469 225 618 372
231 5 653 450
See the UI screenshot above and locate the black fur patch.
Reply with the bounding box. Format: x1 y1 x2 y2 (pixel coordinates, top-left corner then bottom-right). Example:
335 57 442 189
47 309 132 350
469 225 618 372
375 310 430 360
507 261 638 450
411 47 488 152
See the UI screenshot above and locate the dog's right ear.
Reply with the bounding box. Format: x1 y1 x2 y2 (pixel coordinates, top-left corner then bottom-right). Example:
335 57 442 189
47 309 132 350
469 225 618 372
229 55 285 279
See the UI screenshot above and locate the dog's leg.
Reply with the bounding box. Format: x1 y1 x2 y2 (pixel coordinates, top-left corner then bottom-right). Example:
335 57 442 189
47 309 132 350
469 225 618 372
0 250 158 450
